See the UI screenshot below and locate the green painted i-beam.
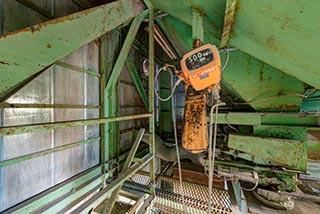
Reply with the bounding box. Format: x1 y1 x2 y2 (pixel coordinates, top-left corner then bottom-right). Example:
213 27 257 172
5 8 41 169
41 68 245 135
0 0 145 100
148 6 156 195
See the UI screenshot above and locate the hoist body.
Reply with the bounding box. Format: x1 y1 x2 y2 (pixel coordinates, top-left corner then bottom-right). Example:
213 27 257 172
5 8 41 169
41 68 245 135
180 44 221 91
178 44 221 153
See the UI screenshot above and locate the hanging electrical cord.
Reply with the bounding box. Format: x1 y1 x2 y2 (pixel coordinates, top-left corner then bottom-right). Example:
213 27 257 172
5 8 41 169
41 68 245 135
155 65 188 213
221 48 230 72
207 101 225 214
154 65 183 102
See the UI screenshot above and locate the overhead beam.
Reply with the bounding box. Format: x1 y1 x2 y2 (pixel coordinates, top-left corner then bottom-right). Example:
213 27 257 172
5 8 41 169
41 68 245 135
0 0 145 100
220 0 237 48
192 7 204 48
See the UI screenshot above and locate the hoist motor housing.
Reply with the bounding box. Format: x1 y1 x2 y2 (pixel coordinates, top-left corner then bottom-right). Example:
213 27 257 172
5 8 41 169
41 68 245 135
180 44 221 91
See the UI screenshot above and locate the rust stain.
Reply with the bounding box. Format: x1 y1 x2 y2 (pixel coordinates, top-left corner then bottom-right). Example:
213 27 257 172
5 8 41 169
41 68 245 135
0 61 10 65
29 26 40 33
307 130 320 141
279 104 299 109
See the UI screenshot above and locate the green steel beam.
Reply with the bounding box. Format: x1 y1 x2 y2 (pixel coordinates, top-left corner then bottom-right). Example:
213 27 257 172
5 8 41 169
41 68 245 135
151 0 224 42
0 103 99 109
70 154 153 214
220 0 237 48
192 7 204 47
0 114 151 136
125 56 149 109
228 134 306 169
100 35 107 172
0 137 100 167
148 7 156 194
217 112 320 127
4 166 102 214
0 0 145 100
104 30 121 168
55 61 100 77
228 0 320 89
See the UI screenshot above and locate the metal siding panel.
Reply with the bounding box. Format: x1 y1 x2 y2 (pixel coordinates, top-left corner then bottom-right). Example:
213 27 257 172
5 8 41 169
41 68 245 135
2 156 53 211
3 0 49 33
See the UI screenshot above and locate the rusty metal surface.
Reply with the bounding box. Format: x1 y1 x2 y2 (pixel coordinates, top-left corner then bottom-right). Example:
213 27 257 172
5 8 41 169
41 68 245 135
228 0 320 90
228 134 305 169
220 0 237 48
0 0 144 100
182 94 208 154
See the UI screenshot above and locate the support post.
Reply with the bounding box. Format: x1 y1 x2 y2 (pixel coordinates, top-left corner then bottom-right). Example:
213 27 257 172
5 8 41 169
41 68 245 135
105 11 146 168
192 7 204 48
99 34 107 175
148 6 156 194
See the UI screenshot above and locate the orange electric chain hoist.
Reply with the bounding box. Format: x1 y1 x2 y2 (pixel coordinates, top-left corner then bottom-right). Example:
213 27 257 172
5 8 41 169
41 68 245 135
176 44 221 153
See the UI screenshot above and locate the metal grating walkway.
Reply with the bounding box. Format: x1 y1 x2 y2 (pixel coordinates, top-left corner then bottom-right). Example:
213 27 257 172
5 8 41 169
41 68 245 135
127 173 232 214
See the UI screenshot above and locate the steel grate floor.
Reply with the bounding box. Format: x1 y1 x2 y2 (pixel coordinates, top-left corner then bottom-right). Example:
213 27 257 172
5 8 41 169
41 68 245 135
128 173 232 214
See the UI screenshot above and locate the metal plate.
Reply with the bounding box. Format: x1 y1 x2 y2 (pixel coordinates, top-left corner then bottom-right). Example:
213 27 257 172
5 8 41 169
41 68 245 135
128 173 232 214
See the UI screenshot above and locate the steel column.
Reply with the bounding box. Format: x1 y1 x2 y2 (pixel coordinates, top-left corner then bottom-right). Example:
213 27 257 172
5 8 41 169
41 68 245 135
192 7 204 47
100 34 108 175
220 0 237 48
148 5 156 194
105 11 146 162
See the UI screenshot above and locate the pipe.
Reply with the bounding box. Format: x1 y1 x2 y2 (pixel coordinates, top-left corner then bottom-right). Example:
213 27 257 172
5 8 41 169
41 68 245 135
141 134 205 166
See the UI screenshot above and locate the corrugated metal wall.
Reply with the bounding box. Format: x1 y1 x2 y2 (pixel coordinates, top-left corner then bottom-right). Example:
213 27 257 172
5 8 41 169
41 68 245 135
0 0 101 211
